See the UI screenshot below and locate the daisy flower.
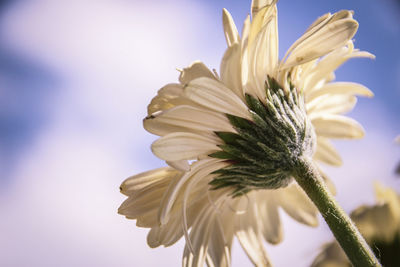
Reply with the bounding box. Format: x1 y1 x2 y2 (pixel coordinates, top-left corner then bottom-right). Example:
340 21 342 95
119 0 374 266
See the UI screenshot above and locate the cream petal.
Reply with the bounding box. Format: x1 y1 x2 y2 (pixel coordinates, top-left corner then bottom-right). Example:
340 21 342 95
206 213 233 267
119 167 179 195
179 61 216 85
314 137 343 166
246 15 278 100
220 43 244 99
302 43 374 92
222 8 240 47
159 158 227 225
283 18 358 69
307 95 357 117
235 198 272 267
144 105 234 136
278 184 319 226
312 114 365 139
183 207 215 267
284 10 353 63
151 132 220 161
148 83 184 114
185 77 251 120
166 160 190 172
255 192 282 244
306 82 373 102
251 0 276 18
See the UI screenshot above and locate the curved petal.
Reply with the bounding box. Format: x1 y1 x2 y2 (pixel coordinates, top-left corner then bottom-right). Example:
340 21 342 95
220 43 244 99
179 61 216 85
278 184 319 226
306 82 373 102
307 95 357 117
235 197 272 267
185 77 251 120
314 137 343 166
283 18 358 69
255 192 282 244
222 8 240 47
151 132 220 161
148 83 186 114
119 167 180 195
158 158 227 225
312 114 365 139
144 105 234 136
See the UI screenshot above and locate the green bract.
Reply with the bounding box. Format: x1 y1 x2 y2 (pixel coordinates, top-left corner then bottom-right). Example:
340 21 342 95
210 77 316 196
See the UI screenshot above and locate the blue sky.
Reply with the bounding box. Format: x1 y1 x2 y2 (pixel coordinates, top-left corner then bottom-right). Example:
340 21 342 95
0 0 399 266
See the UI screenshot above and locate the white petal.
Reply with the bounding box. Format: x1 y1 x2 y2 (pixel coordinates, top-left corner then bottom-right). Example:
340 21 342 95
148 83 184 114
278 184 319 226
251 0 276 18
312 114 365 139
235 198 272 267
220 43 244 99
222 8 240 47
183 207 215 267
185 77 251 120
119 167 179 195
283 18 358 69
314 137 343 166
246 14 278 100
159 158 227 225
306 82 373 102
144 105 234 136
206 213 233 267
179 61 216 85
307 95 357 117
302 42 374 92
166 160 190 172
151 132 219 161
255 192 282 244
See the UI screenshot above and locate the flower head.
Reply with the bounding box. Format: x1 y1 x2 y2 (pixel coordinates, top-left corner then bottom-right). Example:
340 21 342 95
119 1 373 266
311 183 400 267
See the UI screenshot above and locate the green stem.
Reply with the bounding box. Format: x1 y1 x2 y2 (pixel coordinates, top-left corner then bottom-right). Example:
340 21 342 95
293 156 381 267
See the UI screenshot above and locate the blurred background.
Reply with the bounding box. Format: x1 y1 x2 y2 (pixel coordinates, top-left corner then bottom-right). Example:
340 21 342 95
0 0 399 266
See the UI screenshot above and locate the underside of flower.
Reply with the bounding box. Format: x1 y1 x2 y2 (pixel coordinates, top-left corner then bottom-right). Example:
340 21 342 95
210 77 316 196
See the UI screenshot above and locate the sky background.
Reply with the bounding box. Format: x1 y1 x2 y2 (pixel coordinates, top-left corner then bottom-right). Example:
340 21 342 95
0 0 399 266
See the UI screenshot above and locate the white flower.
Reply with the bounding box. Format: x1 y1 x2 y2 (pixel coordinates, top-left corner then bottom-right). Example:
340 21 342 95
119 1 374 266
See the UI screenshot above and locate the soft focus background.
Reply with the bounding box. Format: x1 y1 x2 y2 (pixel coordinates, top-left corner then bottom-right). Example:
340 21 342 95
0 0 399 266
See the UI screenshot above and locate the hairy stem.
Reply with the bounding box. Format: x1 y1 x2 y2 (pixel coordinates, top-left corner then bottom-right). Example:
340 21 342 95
293 156 381 267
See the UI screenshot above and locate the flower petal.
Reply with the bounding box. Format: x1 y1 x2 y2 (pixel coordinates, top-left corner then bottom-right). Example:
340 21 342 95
148 83 185 114
246 13 278 100
306 82 373 102
283 17 358 69
235 198 272 267
307 95 357 117
158 158 227 225
278 184 319 226
144 105 234 136
222 8 240 47
312 114 365 139
179 61 216 85
314 137 343 166
119 167 179 195
185 77 251 120
255 192 282 244
151 132 220 161
220 43 244 99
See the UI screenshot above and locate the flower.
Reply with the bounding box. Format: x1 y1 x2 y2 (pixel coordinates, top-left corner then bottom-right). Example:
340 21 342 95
119 0 373 266
311 183 400 267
